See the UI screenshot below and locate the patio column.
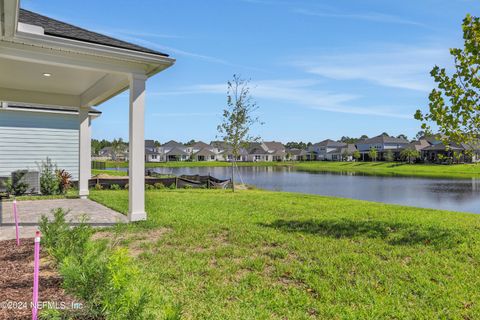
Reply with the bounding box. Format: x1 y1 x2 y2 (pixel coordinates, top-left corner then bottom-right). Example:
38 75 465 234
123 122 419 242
128 73 147 221
78 107 91 199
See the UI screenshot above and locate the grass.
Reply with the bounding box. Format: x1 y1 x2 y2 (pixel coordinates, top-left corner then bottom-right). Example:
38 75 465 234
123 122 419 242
99 160 480 179
92 169 127 176
89 189 480 319
292 161 480 179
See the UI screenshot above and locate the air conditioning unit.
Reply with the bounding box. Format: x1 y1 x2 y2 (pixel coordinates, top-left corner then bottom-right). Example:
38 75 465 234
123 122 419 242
11 170 41 194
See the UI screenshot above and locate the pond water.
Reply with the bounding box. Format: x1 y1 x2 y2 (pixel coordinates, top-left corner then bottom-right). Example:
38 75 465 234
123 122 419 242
110 166 480 214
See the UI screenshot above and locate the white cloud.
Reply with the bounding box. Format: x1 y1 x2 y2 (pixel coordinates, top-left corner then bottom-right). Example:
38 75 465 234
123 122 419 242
156 79 412 119
294 9 425 27
292 46 450 91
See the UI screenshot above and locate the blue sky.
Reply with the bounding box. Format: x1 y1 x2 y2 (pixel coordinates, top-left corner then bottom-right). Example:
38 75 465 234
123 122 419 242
22 0 476 143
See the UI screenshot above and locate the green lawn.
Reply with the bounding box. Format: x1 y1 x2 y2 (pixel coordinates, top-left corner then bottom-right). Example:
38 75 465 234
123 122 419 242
90 189 480 319
99 160 480 179
292 161 480 179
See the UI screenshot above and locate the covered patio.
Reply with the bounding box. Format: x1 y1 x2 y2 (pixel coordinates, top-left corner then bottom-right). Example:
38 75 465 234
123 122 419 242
0 198 128 240
0 1 175 221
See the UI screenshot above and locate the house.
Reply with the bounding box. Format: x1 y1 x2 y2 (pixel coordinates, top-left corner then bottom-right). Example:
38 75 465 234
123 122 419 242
145 140 164 162
210 141 249 162
98 146 129 161
0 2 175 221
421 142 480 163
0 105 100 180
308 140 348 160
326 144 357 161
356 135 410 161
287 148 308 161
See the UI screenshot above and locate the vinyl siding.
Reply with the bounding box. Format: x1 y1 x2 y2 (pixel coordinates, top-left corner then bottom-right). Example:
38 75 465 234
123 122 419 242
0 109 79 180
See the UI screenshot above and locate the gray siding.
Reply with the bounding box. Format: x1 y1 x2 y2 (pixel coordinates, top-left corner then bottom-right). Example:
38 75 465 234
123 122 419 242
0 109 79 180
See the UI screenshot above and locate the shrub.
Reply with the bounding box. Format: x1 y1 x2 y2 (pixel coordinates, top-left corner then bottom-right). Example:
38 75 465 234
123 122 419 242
40 158 60 195
169 183 177 190
124 183 129 190
154 183 165 190
145 184 155 190
39 209 93 264
39 210 152 319
6 171 29 196
110 184 121 190
56 169 72 194
95 183 103 190
183 184 193 189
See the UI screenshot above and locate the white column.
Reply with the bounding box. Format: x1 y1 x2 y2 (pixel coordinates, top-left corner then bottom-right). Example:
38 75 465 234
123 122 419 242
78 108 91 199
128 73 147 221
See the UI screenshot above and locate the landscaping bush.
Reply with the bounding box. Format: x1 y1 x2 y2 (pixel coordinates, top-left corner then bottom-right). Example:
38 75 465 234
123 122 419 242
154 183 166 190
124 183 129 190
39 209 152 319
40 158 60 195
39 209 93 264
169 183 177 190
56 169 72 194
94 183 103 190
110 184 121 190
145 184 155 190
6 170 29 196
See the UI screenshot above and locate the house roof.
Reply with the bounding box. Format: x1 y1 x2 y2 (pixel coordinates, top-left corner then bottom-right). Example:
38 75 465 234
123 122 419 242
422 143 464 151
145 140 156 148
19 9 168 57
313 139 346 148
360 135 409 145
167 147 189 156
263 141 285 151
192 141 211 149
288 148 308 156
194 148 216 157
162 140 185 149
407 139 431 151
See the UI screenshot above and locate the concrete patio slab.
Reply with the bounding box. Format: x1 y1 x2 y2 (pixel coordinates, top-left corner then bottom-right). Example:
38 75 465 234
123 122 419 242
0 199 127 240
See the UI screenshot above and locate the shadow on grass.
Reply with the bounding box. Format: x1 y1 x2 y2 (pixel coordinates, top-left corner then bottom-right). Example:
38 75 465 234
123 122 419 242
261 219 464 248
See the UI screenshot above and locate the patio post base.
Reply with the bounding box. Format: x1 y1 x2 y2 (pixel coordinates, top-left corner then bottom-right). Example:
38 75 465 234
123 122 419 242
128 212 147 222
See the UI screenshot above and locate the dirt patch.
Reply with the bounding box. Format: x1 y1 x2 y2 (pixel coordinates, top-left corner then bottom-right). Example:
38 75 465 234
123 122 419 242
0 239 77 320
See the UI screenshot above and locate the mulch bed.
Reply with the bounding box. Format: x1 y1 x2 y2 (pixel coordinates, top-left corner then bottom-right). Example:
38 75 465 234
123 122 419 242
0 239 77 320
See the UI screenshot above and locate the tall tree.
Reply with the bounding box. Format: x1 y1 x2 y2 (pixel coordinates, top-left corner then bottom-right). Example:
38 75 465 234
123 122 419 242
396 134 408 141
415 14 480 152
217 75 262 191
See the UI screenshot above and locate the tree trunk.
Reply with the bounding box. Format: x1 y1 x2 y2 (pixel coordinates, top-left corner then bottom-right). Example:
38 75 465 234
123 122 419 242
231 160 235 192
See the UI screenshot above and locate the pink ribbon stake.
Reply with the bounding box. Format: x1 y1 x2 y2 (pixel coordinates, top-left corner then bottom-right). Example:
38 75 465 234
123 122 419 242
32 231 41 320
13 199 20 246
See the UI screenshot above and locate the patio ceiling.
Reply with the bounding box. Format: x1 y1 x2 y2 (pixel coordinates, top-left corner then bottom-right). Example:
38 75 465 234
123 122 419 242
0 0 174 109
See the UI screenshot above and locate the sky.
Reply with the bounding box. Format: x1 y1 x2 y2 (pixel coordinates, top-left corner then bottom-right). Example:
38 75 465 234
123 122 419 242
22 0 477 143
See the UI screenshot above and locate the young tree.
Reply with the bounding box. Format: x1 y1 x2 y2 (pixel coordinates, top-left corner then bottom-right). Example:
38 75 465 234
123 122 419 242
415 15 480 153
400 148 420 163
217 75 262 192
384 149 394 162
368 148 378 162
111 138 127 171
341 149 351 162
353 150 361 162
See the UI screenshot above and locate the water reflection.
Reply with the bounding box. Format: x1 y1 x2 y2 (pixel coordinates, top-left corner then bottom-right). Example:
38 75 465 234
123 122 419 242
142 166 480 214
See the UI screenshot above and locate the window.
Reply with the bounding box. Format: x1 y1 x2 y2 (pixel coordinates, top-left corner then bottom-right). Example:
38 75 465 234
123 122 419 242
211 155 215 160
255 155 261 161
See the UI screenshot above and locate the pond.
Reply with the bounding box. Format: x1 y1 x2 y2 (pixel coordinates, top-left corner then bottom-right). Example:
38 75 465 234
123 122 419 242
110 166 480 214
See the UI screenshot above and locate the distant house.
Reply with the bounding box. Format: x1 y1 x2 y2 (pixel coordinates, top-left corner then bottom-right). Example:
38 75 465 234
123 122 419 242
287 148 308 161
98 146 128 162
308 140 349 161
421 141 480 163
162 141 189 162
326 144 357 161
356 135 410 161
145 140 164 162
246 141 287 162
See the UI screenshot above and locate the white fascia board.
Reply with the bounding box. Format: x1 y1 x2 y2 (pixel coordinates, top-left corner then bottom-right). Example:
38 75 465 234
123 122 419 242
17 22 44 35
13 31 175 72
